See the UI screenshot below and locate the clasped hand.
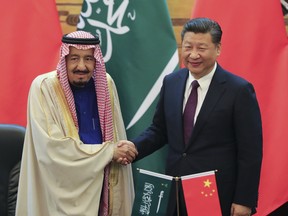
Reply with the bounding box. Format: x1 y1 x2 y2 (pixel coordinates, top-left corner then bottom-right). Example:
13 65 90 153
230 203 252 216
113 140 138 165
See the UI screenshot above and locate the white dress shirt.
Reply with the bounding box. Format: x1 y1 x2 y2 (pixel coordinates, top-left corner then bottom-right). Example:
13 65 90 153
183 63 217 124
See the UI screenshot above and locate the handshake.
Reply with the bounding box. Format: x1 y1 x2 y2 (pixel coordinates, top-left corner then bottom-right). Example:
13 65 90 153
113 140 138 165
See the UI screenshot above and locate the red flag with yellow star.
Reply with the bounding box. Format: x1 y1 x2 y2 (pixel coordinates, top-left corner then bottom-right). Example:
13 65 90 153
0 0 62 126
181 170 221 215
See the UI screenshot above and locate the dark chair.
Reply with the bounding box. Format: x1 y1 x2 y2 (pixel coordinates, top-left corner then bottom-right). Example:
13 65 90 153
0 124 25 216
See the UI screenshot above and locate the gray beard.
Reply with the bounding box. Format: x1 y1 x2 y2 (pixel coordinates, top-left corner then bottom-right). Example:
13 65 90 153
71 80 89 88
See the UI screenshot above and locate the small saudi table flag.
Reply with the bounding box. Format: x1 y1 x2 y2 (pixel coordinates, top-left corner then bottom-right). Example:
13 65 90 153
132 168 173 216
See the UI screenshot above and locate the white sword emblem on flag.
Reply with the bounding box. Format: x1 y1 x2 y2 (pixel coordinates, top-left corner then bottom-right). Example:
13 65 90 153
156 191 164 213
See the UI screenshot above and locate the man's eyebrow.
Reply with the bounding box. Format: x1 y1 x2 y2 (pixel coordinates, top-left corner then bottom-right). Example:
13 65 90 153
197 42 209 47
68 54 79 57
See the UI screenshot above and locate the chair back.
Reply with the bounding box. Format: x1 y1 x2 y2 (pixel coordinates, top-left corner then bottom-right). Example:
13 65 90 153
0 124 25 216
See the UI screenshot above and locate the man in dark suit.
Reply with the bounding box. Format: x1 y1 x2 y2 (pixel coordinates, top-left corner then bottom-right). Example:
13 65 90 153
132 18 262 216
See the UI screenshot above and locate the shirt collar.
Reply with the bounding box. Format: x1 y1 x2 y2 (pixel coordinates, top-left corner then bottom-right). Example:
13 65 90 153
187 62 217 89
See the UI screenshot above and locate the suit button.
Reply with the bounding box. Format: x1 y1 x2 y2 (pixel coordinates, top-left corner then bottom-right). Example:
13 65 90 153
183 153 187 157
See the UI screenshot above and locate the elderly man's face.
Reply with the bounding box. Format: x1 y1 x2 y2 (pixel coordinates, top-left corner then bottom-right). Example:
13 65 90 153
66 47 96 87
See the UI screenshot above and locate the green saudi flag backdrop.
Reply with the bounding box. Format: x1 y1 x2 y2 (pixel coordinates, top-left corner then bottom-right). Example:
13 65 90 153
78 0 179 174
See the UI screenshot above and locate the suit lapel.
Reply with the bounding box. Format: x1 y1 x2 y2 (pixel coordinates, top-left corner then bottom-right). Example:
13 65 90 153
169 68 188 146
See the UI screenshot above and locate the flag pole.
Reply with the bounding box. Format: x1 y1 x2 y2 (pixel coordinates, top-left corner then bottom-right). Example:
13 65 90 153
175 176 180 216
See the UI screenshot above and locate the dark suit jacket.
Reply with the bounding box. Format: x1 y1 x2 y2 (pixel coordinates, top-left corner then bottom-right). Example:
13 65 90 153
133 64 263 216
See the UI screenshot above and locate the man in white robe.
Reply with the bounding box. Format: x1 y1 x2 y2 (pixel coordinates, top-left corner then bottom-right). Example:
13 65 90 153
16 31 137 216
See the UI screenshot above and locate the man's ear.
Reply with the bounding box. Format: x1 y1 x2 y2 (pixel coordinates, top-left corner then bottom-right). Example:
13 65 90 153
216 43 221 56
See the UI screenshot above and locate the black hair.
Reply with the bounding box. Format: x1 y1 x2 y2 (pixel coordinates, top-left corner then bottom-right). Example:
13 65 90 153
181 17 222 44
